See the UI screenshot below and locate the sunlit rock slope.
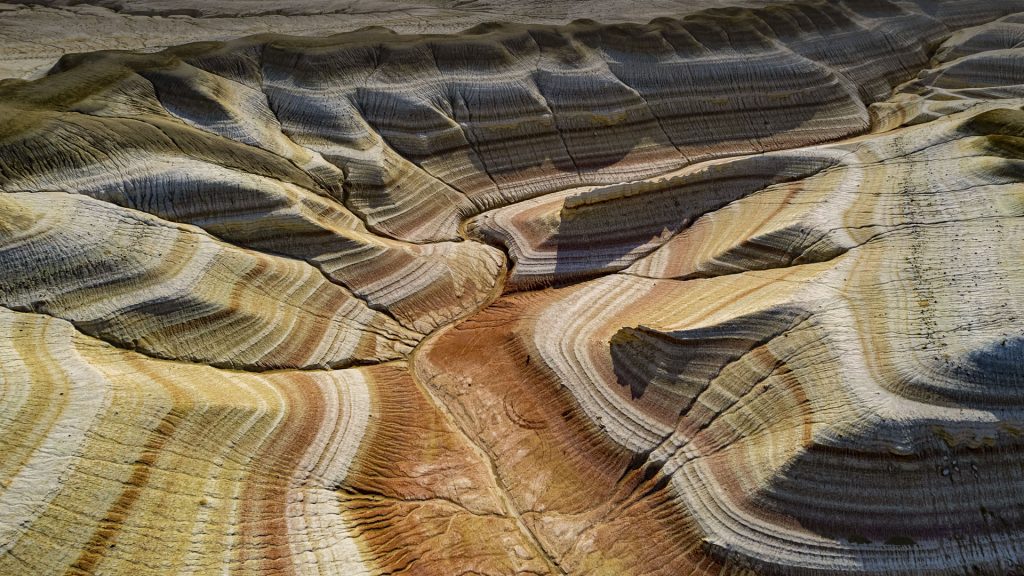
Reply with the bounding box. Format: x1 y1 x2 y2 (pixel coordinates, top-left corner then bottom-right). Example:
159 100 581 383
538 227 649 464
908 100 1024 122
2 0 1024 574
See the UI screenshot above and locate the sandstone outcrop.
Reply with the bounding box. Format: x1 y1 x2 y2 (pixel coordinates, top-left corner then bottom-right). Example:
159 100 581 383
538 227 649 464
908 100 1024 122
2 1 1024 574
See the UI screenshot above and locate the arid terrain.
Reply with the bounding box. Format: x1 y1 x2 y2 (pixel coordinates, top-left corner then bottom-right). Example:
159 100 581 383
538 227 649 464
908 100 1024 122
2 1 1024 574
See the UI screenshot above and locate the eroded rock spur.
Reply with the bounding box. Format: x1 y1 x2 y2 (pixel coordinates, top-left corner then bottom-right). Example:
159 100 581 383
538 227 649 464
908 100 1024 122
2 1 1024 574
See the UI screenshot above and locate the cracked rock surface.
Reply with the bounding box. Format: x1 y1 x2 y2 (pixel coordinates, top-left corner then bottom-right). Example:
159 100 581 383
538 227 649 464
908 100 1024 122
3 0 1024 574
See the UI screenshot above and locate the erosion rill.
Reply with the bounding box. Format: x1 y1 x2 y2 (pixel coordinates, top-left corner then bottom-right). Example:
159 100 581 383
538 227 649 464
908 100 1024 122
2 1 1024 574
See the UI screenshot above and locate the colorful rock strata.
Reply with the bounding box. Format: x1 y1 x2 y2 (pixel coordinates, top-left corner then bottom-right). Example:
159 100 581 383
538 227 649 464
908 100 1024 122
2 1 1024 574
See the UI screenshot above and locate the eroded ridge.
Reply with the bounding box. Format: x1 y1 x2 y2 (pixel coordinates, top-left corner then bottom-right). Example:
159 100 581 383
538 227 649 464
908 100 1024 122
420 106 1024 574
2 0 1024 574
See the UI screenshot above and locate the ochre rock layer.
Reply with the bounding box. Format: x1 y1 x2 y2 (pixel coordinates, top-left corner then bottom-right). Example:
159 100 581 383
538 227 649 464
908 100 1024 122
3 1 1024 574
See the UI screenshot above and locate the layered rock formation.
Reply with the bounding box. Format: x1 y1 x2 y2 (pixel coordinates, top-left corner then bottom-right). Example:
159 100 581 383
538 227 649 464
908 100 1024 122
3 0 1024 574
422 106 1024 573
0 0 783 80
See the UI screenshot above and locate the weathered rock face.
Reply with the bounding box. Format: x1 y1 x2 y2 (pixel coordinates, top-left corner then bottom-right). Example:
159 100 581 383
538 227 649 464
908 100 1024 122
2 1 1024 574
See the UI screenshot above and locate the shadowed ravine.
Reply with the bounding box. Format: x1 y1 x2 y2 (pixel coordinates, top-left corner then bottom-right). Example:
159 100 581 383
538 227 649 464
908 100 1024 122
3 0 1024 574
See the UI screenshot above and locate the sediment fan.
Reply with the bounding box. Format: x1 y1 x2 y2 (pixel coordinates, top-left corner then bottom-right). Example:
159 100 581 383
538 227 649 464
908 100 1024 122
2 0 1024 574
